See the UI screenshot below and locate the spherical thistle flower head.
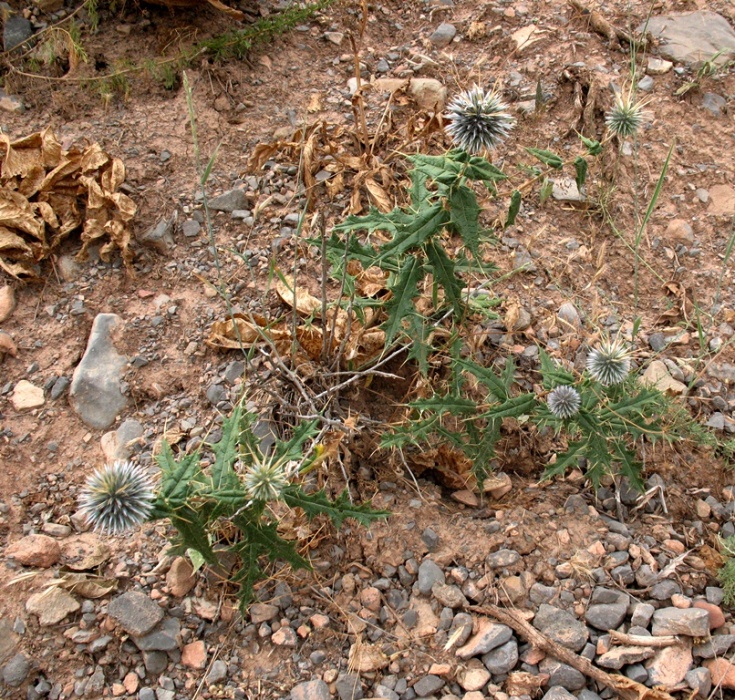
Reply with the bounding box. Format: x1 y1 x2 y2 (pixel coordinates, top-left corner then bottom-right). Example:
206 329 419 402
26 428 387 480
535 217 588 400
605 93 648 139
78 461 155 535
445 85 515 154
586 337 631 386
244 458 289 502
547 385 582 419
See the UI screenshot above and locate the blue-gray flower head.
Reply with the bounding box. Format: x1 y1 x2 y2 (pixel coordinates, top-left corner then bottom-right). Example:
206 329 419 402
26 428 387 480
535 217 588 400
78 461 155 535
244 459 289 502
605 94 647 138
547 385 581 419
445 86 514 154
587 338 631 386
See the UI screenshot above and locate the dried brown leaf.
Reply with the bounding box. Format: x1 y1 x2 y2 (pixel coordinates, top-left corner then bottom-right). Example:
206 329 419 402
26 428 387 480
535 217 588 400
364 177 392 212
275 273 323 317
55 572 118 599
248 142 283 172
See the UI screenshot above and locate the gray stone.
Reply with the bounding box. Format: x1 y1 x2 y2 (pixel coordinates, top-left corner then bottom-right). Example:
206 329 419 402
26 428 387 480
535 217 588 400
139 689 156 700
335 673 363 700
529 582 557 604
2 653 30 687
542 688 577 700
250 603 279 624
686 667 712 697
640 11 735 67
373 685 398 700
584 603 627 631
133 617 180 651
533 604 588 652
692 634 735 658
610 564 635 585
652 607 710 637
205 659 227 683
637 75 654 92
577 692 602 700
0 617 18 664
702 93 727 116
552 178 586 203
3 16 32 51
50 375 70 401
590 587 628 605
706 587 725 605
107 591 164 637
448 612 473 647
625 664 649 683
456 622 513 658
69 314 128 429
539 658 586 690
631 602 655 628
206 383 228 406
291 680 331 700
417 559 445 594
181 219 201 238
143 651 168 675
429 22 456 48
138 217 175 254
481 639 518 675
431 583 468 609
104 419 144 461
413 675 445 696
223 361 245 385
650 579 681 600
87 666 105 695
209 189 247 212
557 302 581 329
422 527 440 551
635 564 658 587
156 690 175 700
649 332 667 352
485 549 520 568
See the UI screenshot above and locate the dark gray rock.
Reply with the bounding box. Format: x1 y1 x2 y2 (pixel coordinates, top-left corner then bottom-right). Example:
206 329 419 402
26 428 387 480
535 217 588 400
3 16 32 51
706 587 725 605
209 189 248 212
686 667 712 697
533 604 588 652
422 527 439 551
373 685 398 700
650 580 681 600
429 22 456 48
631 602 655 628
412 675 444 697
539 658 586 690
206 383 228 406
107 591 164 637
143 651 168 675
702 93 727 116
529 582 557 604
589 587 628 605
448 612 473 647
2 653 30 687
610 564 635 585
335 673 363 700
693 634 735 658
138 689 156 700
584 603 627 631
69 314 128 429
542 688 577 700
133 617 180 651
138 217 175 254
640 11 735 67
50 376 70 401
291 680 330 700
652 607 710 637
182 219 201 238
481 639 518 675
417 559 445 594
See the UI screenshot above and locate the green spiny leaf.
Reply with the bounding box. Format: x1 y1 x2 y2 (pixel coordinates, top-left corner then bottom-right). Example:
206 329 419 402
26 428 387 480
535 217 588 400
210 404 243 491
526 147 564 169
382 254 425 345
573 156 588 190
410 395 478 416
281 486 389 528
580 135 602 155
454 357 509 401
425 241 464 316
505 190 521 229
478 393 536 421
448 185 480 255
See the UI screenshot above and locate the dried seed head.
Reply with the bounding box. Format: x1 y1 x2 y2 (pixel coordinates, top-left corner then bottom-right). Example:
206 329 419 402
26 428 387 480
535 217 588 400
547 385 582 419
586 337 631 386
445 86 515 154
243 458 289 502
78 461 155 535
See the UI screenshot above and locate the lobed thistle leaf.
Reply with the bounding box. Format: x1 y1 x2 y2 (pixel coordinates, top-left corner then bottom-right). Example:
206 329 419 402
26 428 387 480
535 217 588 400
586 337 631 386
243 458 289 502
605 94 646 138
78 461 155 535
445 86 515 154
547 385 582 419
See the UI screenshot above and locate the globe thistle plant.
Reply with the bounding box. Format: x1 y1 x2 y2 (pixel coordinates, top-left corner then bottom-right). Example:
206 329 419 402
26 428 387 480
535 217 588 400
586 337 631 386
78 461 155 535
445 86 515 154
547 385 582 419
243 457 290 502
605 93 647 138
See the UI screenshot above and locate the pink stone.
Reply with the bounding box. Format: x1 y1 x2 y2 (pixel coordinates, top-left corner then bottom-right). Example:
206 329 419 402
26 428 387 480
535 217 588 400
705 658 735 689
6 534 61 568
181 641 207 669
693 601 726 630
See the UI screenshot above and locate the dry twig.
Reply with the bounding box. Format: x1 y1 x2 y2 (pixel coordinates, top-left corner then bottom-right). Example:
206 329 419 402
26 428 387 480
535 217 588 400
471 604 677 700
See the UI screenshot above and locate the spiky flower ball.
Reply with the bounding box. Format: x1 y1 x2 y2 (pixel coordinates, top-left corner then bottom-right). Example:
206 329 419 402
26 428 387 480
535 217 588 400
78 461 155 535
605 94 646 138
587 338 631 386
547 385 582 419
244 459 289 502
445 86 515 154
